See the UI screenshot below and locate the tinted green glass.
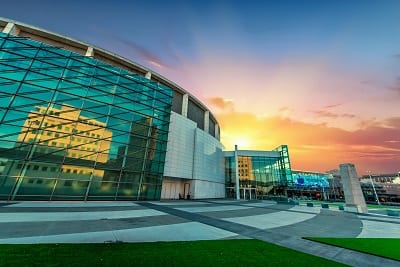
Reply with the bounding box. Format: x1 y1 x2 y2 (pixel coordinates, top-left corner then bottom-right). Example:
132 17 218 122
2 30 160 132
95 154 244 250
225 147 293 198
0 33 172 200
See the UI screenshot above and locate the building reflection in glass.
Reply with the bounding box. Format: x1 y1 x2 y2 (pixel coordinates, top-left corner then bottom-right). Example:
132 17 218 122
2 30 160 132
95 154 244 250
0 32 172 200
1 104 110 199
225 146 293 199
0 104 167 200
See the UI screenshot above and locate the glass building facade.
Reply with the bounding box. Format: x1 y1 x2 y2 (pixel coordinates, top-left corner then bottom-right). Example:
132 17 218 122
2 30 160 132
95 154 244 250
288 170 331 200
0 32 172 200
225 145 293 199
291 171 331 188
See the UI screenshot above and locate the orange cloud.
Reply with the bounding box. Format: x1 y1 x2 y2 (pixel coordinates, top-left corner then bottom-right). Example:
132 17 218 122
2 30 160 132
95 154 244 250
207 97 234 111
213 107 400 174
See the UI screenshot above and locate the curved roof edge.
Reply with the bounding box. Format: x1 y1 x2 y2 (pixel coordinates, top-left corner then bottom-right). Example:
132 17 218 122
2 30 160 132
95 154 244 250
0 17 218 125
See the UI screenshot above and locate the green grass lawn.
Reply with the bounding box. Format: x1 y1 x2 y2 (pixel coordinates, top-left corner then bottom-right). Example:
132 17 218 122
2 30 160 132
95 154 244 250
0 239 346 267
305 238 400 261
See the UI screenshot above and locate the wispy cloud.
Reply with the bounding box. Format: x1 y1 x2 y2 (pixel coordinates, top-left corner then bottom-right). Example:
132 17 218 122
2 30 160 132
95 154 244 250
311 110 356 119
115 37 175 69
357 118 381 129
97 31 180 70
389 79 400 95
310 103 356 119
278 106 291 112
322 103 343 109
385 140 400 143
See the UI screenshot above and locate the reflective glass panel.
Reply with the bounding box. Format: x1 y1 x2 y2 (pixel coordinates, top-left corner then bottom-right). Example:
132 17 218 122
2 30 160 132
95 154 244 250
0 33 172 200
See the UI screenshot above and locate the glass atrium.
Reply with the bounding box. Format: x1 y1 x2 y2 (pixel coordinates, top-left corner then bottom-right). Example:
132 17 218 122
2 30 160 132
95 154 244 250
0 32 172 200
225 145 293 199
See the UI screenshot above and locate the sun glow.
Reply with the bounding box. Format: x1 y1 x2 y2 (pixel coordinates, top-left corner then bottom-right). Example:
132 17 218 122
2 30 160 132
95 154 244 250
235 137 251 149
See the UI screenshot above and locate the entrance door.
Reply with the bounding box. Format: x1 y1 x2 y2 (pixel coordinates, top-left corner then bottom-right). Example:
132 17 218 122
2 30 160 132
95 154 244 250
184 183 190 199
239 188 256 200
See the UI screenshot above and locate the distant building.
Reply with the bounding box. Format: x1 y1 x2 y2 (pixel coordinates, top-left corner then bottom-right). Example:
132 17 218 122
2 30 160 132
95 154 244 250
288 170 334 200
360 173 400 204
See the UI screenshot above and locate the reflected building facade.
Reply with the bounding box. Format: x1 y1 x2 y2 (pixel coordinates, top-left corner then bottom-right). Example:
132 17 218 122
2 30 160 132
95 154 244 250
2 104 114 200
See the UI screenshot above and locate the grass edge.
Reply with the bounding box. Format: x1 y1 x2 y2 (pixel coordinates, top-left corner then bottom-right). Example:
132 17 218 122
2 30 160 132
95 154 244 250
302 237 400 262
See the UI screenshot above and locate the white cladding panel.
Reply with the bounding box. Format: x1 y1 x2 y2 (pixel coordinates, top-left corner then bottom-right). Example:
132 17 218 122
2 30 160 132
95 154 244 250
163 112 195 179
164 112 224 184
193 129 225 183
192 179 225 199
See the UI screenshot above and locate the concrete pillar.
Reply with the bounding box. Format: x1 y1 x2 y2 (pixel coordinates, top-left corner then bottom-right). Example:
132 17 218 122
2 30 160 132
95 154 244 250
215 124 220 140
145 71 151 79
85 46 94 57
234 145 240 200
3 22 19 35
182 94 188 117
340 163 368 213
204 111 209 133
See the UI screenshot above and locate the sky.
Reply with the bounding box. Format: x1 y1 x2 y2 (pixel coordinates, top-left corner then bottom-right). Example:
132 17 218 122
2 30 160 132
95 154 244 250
2 0 400 174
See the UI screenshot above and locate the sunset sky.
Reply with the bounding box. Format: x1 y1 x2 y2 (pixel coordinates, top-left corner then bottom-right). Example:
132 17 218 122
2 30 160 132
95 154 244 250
2 0 400 174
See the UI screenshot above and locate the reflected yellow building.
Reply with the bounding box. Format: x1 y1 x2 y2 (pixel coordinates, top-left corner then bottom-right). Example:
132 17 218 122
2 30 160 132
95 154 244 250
5 104 112 194
237 156 255 181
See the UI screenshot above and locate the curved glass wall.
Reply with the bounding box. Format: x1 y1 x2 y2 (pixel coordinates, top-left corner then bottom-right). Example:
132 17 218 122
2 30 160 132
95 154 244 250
0 33 172 200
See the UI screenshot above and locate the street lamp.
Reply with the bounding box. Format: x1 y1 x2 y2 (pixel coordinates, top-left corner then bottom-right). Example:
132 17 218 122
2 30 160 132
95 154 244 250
367 171 380 205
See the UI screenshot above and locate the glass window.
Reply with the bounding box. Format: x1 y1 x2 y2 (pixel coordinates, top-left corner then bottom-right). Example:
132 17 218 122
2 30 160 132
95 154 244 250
0 33 172 201
187 99 204 130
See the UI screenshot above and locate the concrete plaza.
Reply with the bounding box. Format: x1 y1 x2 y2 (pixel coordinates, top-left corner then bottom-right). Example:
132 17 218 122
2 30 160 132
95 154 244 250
0 200 399 266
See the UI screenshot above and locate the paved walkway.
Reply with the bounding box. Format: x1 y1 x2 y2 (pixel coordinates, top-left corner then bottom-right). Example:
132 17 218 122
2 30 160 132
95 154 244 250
0 200 399 266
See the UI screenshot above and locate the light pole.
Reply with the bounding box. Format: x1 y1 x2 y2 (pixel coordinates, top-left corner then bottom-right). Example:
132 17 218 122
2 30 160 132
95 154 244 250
367 171 380 205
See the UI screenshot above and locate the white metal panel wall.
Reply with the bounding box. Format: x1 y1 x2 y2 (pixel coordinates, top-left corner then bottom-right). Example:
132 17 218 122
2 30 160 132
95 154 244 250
163 112 225 199
163 112 196 178
164 112 225 183
193 129 225 183
193 179 225 199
